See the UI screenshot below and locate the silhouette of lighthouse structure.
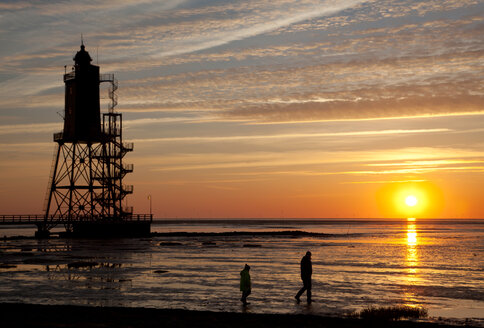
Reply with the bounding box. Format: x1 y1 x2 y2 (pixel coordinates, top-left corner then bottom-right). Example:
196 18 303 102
63 42 102 143
40 42 151 237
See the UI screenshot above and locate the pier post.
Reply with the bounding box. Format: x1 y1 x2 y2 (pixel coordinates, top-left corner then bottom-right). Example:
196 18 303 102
35 223 51 238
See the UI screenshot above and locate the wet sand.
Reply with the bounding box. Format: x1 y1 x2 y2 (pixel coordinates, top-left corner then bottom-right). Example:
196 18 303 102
0 303 469 328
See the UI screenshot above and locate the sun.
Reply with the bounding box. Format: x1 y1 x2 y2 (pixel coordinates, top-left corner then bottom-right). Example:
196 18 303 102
376 181 444 218
405 195 418 207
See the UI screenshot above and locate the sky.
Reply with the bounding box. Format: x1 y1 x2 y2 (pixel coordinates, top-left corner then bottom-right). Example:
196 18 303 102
0 0 483 219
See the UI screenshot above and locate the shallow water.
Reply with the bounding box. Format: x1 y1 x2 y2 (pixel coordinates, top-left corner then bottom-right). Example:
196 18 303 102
0 219 483 325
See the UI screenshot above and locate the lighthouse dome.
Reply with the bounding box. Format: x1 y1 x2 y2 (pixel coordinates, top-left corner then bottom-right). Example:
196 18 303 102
74 44 92 65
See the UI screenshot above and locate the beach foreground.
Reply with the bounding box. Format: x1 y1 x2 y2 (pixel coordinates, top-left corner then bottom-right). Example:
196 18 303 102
0 303 473 328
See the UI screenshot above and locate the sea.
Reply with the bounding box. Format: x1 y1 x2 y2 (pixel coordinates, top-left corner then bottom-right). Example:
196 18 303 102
0 219 483 325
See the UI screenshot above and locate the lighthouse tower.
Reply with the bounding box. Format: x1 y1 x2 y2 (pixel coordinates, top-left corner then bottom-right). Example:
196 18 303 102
63 43 102 143
40 43 150 237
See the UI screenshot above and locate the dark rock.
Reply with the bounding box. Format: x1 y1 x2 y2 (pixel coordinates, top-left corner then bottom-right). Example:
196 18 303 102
68 261 98 269
10 252 33 257
23 258 46 264
160 242 182 246
0 263 16 269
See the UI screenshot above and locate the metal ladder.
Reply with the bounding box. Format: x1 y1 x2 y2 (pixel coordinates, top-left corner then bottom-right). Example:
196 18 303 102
42 143 59 214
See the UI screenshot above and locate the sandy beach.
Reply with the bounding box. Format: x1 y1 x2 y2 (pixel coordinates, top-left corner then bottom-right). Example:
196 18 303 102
1 303 475 328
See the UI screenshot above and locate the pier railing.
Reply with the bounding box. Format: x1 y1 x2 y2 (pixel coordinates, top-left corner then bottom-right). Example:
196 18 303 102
0 215 45 224
0 214 153 225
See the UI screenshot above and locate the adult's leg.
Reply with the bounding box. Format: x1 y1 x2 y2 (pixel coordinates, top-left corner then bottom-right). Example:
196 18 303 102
304 279 312 303
241 290 250 304
295 284 307 300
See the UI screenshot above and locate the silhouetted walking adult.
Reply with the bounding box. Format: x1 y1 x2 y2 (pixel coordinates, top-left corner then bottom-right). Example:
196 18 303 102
295 251 312 304
240 264 251 305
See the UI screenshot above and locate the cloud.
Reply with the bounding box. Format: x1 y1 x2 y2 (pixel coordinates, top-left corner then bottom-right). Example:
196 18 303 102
223 95 484 122
132 128 450 143
343 166 484 175
2 0 483 126
343 179 428 184
0 123 61 135
367 159 484 167
0 142 52 152
147 0 367 58
144 146 484 173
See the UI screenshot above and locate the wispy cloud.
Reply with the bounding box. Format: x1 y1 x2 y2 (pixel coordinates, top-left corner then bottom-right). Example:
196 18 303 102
0 123 61 135
343 166 484 175
148 0 367 57
343 179 428 184
146 146 484 172
367 159 484 167
133 128 450 143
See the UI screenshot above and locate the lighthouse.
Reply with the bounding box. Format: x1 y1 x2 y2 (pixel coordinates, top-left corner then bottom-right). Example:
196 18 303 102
39 43 151 237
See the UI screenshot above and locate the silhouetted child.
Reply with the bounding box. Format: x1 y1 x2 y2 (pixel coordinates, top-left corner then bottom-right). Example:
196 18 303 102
295 251 312 304
240 264 251 305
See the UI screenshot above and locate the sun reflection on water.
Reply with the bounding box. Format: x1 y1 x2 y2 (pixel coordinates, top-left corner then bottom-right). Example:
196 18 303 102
406 218 418 272
407 222 417 247
403 218 420 304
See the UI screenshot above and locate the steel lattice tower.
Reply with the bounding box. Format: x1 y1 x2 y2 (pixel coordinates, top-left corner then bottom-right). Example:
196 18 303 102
41 43 137 236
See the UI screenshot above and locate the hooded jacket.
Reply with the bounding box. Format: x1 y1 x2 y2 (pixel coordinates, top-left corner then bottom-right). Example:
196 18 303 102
301 254 312 281
240 268 251 292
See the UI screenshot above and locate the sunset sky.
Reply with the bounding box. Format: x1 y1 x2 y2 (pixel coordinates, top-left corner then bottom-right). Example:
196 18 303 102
1 0 483 218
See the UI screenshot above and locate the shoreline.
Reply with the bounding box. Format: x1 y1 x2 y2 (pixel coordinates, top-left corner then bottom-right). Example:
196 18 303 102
0 303 474 328
2 230 345 241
